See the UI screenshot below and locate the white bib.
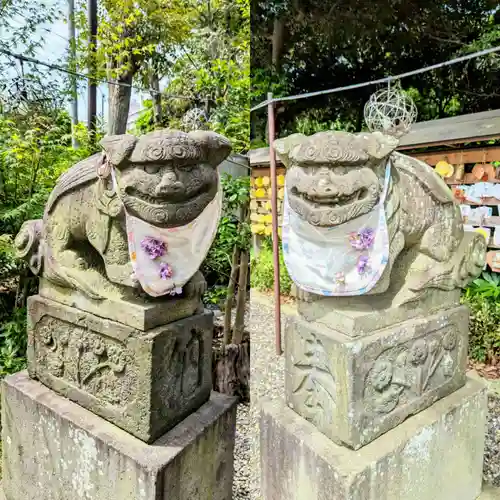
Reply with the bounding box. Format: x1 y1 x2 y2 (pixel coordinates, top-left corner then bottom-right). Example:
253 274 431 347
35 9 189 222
282 162 391 296
112 170 222 297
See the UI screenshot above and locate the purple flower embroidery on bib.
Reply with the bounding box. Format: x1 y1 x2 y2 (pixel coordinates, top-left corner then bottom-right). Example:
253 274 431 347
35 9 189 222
159 262 173 279
141 237 167 259
349 228 375 250
357 255 369 274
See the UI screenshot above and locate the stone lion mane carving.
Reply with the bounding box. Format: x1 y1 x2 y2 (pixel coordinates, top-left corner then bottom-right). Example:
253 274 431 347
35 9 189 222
275 131 486 303
14 129 232 300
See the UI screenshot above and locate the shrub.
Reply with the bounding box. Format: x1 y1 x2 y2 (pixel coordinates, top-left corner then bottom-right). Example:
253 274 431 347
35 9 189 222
462 271 500 363
250 238 293 295
462 295 500 363
0 109 101 378
201 174 250 290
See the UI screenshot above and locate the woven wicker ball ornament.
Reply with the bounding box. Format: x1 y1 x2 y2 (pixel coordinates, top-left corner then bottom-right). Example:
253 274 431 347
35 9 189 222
364 85 418 138
181 107 209 131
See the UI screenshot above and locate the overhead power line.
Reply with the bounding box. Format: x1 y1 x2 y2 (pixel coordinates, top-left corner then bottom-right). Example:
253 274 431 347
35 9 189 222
0 47 197 101
251 45 500 112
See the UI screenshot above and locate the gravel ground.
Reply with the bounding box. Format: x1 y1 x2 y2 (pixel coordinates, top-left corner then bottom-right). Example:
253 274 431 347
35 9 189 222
233 403 251 499
484 397 500 487
247 295 287 500
245 292 500 498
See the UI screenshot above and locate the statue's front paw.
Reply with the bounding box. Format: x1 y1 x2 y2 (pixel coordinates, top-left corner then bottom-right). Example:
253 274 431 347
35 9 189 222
184 272 207 298
105 263 140 289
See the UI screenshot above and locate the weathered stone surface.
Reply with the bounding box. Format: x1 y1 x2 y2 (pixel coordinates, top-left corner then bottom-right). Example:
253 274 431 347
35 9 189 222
39 278 203 331
296 288 461 337
480 484 500 499
13 130 232 301
275 131 486 307
261 377 487 500
27 294 213 443
1 371 237 500
285 306 468 449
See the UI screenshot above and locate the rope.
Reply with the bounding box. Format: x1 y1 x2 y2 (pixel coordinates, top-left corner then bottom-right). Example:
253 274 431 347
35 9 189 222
251 46 500 112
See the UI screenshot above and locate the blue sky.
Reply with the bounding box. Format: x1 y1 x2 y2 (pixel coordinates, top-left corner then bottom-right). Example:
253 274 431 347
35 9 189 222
2 0 147 127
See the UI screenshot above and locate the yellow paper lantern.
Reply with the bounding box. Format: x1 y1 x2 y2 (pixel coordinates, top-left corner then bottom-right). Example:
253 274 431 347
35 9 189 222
277 174 285 187
254 177 263 187
262 176 270 187
251 223 265 234
435 161 454 178
475 228 489 241
265 201 271 211
264 214 273 223
278 188 285 200
264 226 273 236
255 188 266 198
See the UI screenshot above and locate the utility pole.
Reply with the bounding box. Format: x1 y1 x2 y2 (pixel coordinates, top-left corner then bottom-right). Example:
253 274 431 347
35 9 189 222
101 90 105 123
88 0 98 138
68 0 79 148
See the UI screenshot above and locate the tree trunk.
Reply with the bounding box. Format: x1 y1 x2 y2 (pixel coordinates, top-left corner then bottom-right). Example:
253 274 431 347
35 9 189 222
108 70 134 136
149 70 162 127
272 17 285 71
232 249 249 344
212 342 250 400
223 246 240 346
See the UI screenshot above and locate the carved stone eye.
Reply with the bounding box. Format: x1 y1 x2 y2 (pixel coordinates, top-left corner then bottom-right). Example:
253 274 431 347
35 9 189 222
144 165 161 174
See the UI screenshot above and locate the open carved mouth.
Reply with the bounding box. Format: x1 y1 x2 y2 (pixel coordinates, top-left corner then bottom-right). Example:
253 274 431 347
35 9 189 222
291 186 369 207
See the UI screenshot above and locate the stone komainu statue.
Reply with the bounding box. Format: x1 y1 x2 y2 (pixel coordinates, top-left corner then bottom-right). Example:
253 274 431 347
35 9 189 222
276 131 486 305
14 129 232 300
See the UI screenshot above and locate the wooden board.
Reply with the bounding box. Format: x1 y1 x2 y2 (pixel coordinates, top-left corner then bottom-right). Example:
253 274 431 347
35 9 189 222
249 147 284 167
398 109 500 149
415 146 500 167
251 166 286 177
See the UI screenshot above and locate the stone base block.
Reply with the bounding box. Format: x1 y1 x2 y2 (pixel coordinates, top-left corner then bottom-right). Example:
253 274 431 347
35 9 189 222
297 288 461 337
27 295 213 443
1 371 237 500
261 377 487 500
39 278 203 331
286 306 468 449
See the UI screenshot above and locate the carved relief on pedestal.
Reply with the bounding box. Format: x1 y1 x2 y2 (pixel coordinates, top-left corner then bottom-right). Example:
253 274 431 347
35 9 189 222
35 316 133 407
289 330 336 428
363 327 460 415
165 327 204 399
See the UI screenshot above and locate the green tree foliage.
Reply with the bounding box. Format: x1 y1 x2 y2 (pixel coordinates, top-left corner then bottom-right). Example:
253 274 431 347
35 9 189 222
135 0 250 153
251 0 500 141
202 174 251 290
0 0 66 113
0 106 100 374
75 0 197 134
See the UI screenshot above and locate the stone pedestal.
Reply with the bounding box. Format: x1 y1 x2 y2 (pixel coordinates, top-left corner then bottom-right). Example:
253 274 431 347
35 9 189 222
261 377 487 500
38 278 203 331
286 306 469 449
27 294 214 443
1 371 237 500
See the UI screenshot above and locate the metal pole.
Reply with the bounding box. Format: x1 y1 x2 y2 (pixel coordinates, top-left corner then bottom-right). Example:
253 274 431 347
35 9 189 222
88 0 98 138
267 92 282 356
68 0 79 148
